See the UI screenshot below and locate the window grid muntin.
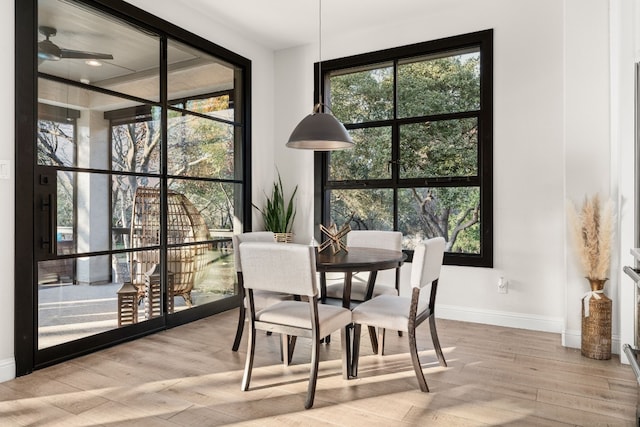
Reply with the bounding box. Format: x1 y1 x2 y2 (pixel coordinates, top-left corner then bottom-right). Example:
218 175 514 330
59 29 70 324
320 30 492 267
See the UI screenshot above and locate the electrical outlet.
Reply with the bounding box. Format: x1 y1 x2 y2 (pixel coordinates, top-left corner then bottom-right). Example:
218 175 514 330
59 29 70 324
498 276 508 294
0 160 9 180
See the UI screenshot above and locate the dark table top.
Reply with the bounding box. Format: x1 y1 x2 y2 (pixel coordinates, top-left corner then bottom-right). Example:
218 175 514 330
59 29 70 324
315 247 406 272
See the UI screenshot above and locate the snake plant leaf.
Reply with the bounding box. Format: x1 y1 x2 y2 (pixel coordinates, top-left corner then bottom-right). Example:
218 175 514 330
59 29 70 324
252 171 298 234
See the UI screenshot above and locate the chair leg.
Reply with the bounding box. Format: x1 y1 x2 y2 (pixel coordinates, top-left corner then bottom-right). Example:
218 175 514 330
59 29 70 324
368 326 378 354
320 272 327 303
408 326 429 392
305 334 321 409
395 269 403 338
232 304 245 352
288 336 297 364
241 323 256 391
281 335 289 365
429 315 447 367
378 328 386 356
182 292 193 307
281 334 297 366
351 324 361 378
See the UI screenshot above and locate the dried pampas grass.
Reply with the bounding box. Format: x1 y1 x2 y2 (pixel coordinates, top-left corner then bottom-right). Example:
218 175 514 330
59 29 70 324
567 194 613 280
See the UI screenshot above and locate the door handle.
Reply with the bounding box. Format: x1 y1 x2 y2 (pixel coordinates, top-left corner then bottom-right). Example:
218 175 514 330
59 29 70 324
41 194 56 254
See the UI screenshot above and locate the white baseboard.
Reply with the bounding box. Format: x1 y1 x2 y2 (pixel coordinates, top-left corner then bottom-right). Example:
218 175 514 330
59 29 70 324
562 329 582 349
437 305 621 355
0 357 15 383
438 304 564 334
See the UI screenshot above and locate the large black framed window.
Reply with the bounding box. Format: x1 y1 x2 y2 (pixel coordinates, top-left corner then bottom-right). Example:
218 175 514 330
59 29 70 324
317 30 493 267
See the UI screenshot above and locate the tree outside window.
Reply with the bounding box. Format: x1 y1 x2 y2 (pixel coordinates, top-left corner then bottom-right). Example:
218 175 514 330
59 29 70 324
108 93 238 250
319 30 493 266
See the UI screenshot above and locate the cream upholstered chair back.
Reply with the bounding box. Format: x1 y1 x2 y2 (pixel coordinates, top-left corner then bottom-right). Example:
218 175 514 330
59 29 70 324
238 241 352 409
345 230 403 293
240 242 318 297
347 230 402 251
232 232 275 273
350 236 448 391
410 237 446 290
230 231 284 354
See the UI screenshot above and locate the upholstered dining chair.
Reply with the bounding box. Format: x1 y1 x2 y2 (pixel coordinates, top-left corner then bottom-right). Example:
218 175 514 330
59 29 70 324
323 230 403 301
351 236 447 392
239 242 352 409
231 232 296 363
322 230 403 349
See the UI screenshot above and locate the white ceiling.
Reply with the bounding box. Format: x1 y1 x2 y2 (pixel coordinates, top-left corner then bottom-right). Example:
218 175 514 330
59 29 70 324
37 0 453 105
166 0 453 51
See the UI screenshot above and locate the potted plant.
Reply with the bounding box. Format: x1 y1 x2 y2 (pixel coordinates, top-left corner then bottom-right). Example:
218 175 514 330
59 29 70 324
253 172 298 242
567 193 614 359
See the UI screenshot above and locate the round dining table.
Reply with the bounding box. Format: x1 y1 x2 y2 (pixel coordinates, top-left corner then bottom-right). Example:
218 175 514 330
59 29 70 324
315 246 407 377
315 246 407 308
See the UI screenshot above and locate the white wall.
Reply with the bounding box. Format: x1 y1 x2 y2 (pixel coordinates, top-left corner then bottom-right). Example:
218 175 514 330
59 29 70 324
563 0 614 348
276 0 628 347
0 0 15 381
0 0 635 382
278 0 565 331
274 46 317 242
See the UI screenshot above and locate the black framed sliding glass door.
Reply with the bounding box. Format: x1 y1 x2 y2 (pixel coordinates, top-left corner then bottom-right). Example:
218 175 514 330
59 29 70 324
15 0 251 374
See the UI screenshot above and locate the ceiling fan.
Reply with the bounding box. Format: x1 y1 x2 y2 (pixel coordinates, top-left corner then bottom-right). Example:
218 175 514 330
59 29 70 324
38 26 113 63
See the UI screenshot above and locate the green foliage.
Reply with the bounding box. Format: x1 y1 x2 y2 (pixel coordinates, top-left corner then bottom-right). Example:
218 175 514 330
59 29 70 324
253 172 298 233
400 118 478 178
396 186 480 253
330 67 394 123
329 127 391 180
331 188 393 231
397 54 480 117
109 94 238 233
327 51 482 252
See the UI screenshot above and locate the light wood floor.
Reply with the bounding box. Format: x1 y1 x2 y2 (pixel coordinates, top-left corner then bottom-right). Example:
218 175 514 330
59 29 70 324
0 309 637 426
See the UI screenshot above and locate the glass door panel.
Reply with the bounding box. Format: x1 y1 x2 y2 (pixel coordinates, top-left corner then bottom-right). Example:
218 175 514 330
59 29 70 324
38 254 112 349
167 109 236 179
59 171 111 255
167 179 239 310
22 0 247 373
165 37 243 315
36 0 162 351
167 39 236 120
38 0 160 100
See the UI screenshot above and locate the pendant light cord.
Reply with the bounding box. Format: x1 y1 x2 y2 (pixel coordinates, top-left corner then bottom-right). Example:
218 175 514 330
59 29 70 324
317 0 323 110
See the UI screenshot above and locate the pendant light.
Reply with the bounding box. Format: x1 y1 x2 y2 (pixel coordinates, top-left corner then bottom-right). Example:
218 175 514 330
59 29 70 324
286 0 353 150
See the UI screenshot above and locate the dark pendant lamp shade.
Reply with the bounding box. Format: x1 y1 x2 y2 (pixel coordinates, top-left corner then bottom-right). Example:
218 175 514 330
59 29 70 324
286 111 353 150
286 0 354 151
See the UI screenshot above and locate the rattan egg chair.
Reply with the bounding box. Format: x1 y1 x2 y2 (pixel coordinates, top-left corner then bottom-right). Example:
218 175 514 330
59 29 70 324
130 187 211 314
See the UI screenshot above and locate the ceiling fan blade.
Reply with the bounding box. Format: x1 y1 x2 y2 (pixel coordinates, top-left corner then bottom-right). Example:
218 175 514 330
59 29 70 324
59 48 113 60
38 39 62 61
